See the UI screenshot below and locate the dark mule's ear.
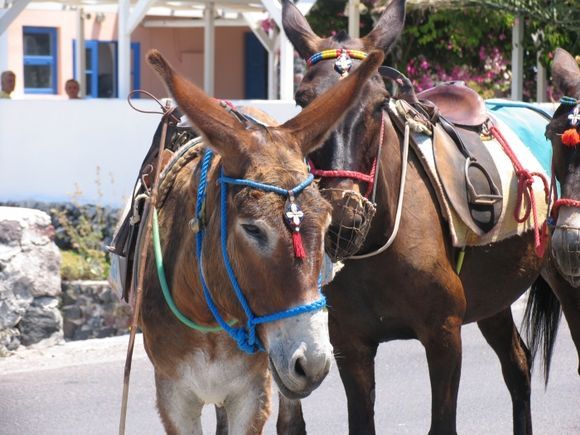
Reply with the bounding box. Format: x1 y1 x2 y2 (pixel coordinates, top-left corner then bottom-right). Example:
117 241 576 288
282 0 321 59
280 50 385 155
552 48 580 98
362 0 406 53
146 49 249 174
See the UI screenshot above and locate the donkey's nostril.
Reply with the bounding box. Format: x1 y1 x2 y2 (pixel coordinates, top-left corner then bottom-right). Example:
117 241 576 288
294 356 307 378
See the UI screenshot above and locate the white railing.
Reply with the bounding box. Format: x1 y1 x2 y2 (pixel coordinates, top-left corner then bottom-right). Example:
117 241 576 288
0 99 300 207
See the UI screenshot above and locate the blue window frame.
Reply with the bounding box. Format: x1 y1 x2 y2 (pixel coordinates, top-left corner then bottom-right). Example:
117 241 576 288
23 27 58 94
73 40 140 98
73 40 99 97
131 42 141 93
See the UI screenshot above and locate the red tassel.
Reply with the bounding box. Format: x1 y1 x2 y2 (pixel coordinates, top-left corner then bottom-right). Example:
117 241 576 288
292 230 306 259
562 128 579 147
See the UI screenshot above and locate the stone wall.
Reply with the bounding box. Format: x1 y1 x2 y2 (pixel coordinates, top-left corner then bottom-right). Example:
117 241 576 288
0 200 120 251
0 207 63 356
0 206 132 356
61 281 131 341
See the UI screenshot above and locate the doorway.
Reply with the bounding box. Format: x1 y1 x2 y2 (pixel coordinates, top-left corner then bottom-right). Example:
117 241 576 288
73 40 140 98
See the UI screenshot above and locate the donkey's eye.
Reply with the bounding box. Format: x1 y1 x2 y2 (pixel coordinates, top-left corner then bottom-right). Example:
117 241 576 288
242 224 266 241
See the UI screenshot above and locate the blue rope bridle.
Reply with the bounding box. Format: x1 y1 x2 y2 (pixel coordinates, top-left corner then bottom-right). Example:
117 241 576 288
195 149 326 354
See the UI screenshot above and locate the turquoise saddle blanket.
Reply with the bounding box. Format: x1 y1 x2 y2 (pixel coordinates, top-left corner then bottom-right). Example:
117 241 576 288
485 99 553 175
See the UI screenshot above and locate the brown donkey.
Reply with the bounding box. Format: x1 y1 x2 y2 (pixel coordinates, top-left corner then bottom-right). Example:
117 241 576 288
139 49 384 434
281 1 579 434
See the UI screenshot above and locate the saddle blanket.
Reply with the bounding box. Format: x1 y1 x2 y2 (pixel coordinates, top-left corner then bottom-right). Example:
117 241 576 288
485 100 554 174
412 110 550 248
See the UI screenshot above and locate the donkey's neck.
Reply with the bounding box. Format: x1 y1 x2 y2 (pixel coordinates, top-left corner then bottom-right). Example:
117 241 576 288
159 156 243 328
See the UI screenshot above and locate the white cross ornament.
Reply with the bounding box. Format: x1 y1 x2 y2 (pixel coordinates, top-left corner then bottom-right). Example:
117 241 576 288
335 52 353 78
285 198 304 229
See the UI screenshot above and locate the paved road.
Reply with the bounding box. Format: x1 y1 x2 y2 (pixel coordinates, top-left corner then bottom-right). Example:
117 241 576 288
1 304 578 435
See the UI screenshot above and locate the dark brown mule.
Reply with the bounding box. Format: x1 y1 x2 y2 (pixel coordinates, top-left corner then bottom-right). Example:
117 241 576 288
139 49 384 434
523 47 580 381
280 1 579 434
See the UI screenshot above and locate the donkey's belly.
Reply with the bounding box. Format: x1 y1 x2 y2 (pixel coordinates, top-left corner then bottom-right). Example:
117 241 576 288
326 230 542 334
460 230 544 322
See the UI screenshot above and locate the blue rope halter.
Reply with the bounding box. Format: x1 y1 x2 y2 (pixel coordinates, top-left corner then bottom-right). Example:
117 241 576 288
195 149 326 354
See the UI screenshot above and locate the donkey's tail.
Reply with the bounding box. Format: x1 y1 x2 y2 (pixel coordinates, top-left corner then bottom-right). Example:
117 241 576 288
521 275 562 386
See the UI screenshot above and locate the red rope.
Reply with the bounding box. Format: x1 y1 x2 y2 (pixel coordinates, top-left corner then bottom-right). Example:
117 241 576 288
489 125 550 257
309 112 386 199
551 198 580 220
549 160 580 220
308 164 374 183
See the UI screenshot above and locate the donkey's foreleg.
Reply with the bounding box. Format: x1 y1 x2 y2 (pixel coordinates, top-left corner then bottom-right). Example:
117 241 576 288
154 371 204 435
329 314 378 435
276 393 306 435
421 315 463 435
224 382 271 435
478 308 532 435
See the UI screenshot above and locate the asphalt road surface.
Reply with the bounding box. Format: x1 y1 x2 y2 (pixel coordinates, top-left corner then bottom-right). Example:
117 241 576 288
1 303 578 435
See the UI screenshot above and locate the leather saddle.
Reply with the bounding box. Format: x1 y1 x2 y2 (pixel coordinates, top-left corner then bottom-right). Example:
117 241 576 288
381 68 503 235
417 82 488 127
419 83 502 235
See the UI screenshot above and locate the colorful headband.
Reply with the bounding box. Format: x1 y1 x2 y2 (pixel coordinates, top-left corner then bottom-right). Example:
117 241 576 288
307 49 368 78
560 96 578 105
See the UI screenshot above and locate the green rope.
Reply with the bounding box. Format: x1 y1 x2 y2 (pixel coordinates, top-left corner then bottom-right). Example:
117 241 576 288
152 208 226 332
455 247 466 275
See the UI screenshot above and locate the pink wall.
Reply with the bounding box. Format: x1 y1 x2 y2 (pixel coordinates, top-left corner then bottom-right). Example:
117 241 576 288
5 10 247 99
134 25 246 99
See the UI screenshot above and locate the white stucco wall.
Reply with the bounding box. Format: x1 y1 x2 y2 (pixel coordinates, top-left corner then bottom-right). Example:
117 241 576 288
0 99 300 207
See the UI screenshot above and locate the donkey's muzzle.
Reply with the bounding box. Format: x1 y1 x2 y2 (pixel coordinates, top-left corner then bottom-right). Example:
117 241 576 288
321 188 376 262
551 225 580 287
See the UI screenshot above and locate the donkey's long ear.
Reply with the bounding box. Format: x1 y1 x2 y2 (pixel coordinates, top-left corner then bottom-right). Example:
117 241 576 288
147 50 249 173
282 0 321 59
362 0 406 53
281 50 384 155
552 48 580 97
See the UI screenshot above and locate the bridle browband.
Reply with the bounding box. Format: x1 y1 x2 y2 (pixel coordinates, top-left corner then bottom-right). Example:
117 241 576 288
307 48 368 78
